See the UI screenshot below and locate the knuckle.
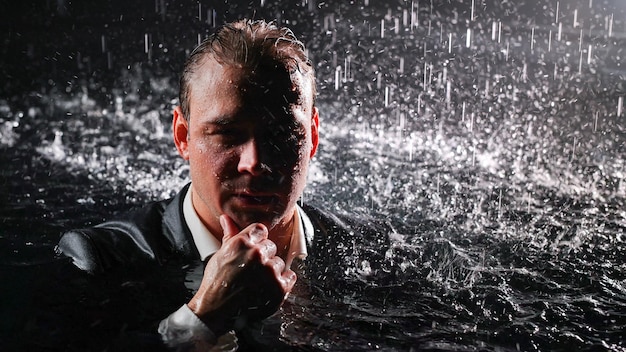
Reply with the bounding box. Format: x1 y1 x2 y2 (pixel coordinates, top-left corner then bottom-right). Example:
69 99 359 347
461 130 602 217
248 224 267 240
272 258 285 271
247 246 264 262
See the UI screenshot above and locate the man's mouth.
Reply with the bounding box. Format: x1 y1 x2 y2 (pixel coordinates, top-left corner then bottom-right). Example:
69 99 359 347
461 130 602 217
232 193 280 207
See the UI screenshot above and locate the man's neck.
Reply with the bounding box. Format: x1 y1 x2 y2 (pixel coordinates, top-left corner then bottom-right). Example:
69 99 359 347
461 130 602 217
267 213 296 260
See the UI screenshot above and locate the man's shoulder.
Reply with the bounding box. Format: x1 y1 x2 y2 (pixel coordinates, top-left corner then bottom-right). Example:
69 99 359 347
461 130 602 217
57 185 193 274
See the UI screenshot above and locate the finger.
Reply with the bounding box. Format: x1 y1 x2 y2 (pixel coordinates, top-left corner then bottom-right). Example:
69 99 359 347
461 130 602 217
266 255 286 275
220 214 240 242
244 223 268 244
259 239 277 259
266 257 297 289
265 258 296 297
281 268 297 293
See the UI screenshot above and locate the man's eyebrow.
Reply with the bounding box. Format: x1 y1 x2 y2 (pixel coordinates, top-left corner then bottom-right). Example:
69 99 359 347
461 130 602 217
202 116 237 126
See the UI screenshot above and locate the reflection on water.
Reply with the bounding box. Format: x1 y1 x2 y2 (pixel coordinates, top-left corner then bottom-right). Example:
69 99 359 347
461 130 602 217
1 0 626 351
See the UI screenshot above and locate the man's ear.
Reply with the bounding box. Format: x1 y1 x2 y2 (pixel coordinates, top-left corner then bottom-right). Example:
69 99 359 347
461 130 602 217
172 106 190 160
309 106 319 159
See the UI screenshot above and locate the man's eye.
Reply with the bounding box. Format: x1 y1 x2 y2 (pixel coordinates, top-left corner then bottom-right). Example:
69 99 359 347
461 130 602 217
215 129 236 136
210 128 246 146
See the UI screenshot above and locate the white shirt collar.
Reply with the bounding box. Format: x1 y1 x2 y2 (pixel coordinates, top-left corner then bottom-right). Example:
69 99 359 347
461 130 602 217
182 184 308 268
182 185 221 261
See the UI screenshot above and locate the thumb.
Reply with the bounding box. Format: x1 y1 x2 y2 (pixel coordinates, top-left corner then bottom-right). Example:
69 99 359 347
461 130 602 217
220 214 240 242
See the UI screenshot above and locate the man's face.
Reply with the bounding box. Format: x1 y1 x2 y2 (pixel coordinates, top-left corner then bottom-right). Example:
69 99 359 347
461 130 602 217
173 56 319 235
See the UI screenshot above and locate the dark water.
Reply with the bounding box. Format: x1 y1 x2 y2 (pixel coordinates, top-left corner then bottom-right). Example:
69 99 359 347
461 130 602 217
2 0 626 350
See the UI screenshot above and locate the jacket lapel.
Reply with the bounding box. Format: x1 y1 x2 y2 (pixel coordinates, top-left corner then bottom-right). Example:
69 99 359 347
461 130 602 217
161 183 201 259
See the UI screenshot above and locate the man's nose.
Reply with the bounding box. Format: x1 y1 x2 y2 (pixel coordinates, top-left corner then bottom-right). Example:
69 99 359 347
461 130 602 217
237 138 269 176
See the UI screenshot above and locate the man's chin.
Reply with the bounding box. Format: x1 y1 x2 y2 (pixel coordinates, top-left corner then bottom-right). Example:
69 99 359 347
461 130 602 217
226 209 284 230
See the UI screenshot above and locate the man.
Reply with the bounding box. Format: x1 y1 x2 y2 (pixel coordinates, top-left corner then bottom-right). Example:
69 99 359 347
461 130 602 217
58 19 388 350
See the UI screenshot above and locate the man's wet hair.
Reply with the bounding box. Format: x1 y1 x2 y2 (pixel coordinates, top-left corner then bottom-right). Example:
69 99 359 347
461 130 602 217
179 19 316 121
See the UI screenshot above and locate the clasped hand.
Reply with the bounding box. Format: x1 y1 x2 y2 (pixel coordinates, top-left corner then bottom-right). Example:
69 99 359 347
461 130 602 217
187 214 297 336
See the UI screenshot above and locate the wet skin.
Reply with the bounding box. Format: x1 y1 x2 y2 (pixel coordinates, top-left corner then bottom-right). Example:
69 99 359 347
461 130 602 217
172 55 319 333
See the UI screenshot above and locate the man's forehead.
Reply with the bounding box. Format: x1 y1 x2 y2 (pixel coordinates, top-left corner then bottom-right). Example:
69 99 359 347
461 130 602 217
192 54 314 108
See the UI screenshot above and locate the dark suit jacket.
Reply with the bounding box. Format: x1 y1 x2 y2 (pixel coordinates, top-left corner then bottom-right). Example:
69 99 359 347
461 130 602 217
57 183 390 277
52 183 391 351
